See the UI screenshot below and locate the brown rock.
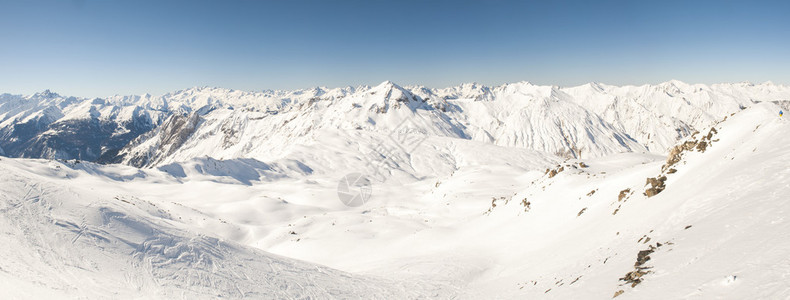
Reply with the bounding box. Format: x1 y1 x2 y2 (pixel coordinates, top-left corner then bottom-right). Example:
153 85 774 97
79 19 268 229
644 176 667 197
618 189 631 201
635 249 654 267
696 141 708 152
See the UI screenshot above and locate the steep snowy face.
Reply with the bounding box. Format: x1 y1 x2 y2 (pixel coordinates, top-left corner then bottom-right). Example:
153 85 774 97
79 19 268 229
440 83 646 158
105 112 203 167
561 80 790 152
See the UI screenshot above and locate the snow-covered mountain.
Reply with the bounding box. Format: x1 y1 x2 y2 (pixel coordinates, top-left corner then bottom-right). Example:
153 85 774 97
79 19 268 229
1 95 788 298
3 80 789 167
0 90 164 161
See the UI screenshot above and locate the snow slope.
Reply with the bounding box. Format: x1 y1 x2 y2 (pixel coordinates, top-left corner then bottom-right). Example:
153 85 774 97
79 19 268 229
1 101 788 298
476 102 790 298
0 158 454 299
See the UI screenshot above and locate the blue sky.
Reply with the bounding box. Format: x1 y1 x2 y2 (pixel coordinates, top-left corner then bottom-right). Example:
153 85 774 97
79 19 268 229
1 0 788 97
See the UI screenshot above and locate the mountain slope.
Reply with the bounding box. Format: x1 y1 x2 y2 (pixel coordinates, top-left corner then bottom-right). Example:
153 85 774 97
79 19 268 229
0 158 453 299
4 81 789 166
478 102 790 298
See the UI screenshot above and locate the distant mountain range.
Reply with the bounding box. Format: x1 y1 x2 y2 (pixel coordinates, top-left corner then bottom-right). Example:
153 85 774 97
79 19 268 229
1 81 788 167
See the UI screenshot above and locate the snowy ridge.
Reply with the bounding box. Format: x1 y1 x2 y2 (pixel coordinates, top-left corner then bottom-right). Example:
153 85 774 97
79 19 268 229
2 80 790 165
103 80 790 167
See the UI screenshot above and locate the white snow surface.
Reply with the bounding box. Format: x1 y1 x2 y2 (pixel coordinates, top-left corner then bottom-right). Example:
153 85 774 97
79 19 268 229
1 82 790 298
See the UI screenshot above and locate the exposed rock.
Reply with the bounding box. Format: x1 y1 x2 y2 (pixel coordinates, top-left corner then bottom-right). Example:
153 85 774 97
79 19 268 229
663 140 697 171
577 207 587 217
695 141 708 152
618 189 631 201
547 165 565 178
635 248 654 266
662 127 719 172
520 198 531 212
644 176 667 197
620 244 660 288
111 113 202 167
621 269 649 287
705 127 718 140
613 290 624 298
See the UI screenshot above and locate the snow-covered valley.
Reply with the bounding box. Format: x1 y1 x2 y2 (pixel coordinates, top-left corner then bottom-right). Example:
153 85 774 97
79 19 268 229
1 81 789 299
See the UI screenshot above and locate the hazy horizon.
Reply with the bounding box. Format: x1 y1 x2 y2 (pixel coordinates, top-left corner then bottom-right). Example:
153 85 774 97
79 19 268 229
2 0 788 98
6 78 788 99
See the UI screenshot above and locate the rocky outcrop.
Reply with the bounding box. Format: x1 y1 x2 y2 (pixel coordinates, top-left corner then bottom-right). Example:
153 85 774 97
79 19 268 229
106 113 202 167
546 165 565 178
620 242 664 288
520 198 531 212
647 124 720 197
618 189 631 201
663 140 697 172
644 176 667 197
662 127 719 172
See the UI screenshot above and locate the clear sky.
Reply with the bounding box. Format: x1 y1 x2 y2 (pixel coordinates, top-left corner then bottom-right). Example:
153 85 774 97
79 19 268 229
1 0 788 98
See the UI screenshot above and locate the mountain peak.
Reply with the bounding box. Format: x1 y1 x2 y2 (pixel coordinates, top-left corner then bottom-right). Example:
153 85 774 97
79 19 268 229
35 89 60 99
661 79 689 87
371 80 412 95
374 80 403 90
365 80 422 111
586 82 606 92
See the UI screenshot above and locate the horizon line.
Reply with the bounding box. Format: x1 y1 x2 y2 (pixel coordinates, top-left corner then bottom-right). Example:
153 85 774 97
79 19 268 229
3 79 786 99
